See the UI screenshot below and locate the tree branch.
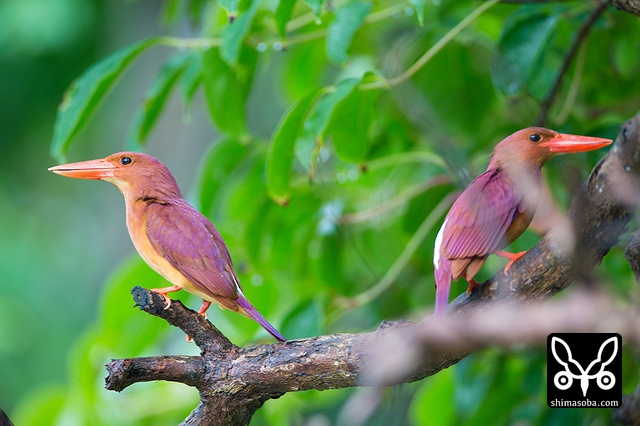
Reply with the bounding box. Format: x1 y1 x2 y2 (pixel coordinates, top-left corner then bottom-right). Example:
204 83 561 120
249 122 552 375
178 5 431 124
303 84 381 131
614 235 640 425
0 409 14 426
105 112 640 425
611 0 640 17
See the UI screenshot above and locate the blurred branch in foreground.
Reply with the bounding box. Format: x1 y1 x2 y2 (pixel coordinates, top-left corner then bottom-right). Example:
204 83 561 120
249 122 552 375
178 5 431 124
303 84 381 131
0 409 14 426
106 112 640 425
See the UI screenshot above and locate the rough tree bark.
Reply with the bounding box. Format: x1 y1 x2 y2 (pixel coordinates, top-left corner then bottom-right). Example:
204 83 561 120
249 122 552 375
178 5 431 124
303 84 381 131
105 113 640 425
611 0 640 17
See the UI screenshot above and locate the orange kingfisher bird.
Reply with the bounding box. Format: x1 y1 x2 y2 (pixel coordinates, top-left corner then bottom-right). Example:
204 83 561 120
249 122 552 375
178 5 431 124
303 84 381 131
49 152 285 342
433 127 612 315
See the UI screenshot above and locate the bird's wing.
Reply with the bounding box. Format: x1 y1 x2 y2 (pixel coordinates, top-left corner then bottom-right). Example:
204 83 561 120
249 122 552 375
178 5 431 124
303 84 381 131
441 168 523 259
145 201 239 301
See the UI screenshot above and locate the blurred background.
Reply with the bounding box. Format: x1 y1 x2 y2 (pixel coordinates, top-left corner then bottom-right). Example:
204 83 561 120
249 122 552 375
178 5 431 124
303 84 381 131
1 0 639 424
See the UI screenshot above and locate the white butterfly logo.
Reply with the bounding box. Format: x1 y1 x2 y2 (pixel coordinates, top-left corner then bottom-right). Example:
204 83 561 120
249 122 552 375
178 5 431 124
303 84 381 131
551 336 617 397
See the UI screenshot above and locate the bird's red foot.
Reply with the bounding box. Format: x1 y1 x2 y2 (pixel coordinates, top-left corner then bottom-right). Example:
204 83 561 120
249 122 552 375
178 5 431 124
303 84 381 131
186 300 213 343
495 250 527 274
150 285 182 309
465 279 480 295
197 300 211 317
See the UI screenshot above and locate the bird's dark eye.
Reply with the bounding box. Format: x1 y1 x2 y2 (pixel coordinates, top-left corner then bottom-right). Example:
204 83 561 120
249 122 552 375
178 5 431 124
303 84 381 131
529 134 542 143
121 156 132 165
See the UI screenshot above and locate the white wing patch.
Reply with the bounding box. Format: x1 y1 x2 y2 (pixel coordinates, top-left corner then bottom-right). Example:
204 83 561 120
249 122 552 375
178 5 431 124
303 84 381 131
232 275 245 297
433 218 448 268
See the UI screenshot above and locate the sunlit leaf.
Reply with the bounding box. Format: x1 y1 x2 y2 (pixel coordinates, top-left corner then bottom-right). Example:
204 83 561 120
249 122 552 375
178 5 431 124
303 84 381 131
221 0 260 65
275 0 297 39
195 137 249 214
326 0 372 65
327 75 378 163
410 0 425 26
220 0 240 16
202 47 256 136
51 37 159 161
282 39 326 99
127 53 191 150
180 53 203 110
304 0 323 16
295 78 360 170
266 90 321 204
492 8 558 96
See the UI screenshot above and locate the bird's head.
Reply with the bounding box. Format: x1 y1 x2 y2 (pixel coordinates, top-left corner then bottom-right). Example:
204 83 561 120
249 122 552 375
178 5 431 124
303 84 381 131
492 127 612 168
49 152 182 200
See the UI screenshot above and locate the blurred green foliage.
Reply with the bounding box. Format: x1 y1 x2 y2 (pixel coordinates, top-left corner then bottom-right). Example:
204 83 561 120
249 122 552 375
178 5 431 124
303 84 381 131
3 0 640 424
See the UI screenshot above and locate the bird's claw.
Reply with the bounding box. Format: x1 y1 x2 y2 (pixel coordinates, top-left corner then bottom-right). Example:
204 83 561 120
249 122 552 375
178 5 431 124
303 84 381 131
504 261 515 275
465 279 479 295
496 250 526 275
184 304 211 343
150 290 173 309
154 293 172 309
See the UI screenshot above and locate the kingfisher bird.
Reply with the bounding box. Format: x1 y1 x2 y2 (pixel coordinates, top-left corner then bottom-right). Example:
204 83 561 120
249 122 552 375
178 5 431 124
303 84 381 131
50 152 285 341
433 127 612 315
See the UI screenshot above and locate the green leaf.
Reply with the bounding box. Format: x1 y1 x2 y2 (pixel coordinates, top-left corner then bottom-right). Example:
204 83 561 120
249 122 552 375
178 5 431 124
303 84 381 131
51 38 159 162
180 53 203 121
195 137 249 214
97 256 167 355
326 0 372 66
304 0 323 16
613 34 639 77
410 0 425 26
126 53 191 150
282 40 326 99
492 8 559 96
275 0 297 39
187 0 209 26
202 47 256 136
162 0 181 26
266 90 321 204
220 0 240 16
327 75 378 163
410 368 456 425
220 0 260 65
280 299 324 339
294 78 360 170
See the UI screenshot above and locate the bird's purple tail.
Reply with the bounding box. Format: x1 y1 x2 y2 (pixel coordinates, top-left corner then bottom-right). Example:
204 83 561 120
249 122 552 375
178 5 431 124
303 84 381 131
237 296 286 342
434 258 452 316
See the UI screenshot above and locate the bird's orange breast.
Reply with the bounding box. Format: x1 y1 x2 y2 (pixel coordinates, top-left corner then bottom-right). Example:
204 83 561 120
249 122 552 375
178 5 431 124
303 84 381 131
125 200 213 301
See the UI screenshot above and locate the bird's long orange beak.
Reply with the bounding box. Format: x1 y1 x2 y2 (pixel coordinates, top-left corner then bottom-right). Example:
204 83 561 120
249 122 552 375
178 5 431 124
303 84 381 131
48 158 116 180
540 133 612 153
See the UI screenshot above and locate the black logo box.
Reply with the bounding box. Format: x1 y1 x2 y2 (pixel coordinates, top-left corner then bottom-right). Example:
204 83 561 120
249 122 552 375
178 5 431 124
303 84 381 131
547 333 622 408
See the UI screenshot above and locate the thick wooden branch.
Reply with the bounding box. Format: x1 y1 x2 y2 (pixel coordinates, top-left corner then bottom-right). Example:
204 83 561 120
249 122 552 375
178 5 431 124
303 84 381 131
106 356 207 391
611 0 640 17
614 236 640 425
131 286 237 354
105 113 640 425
